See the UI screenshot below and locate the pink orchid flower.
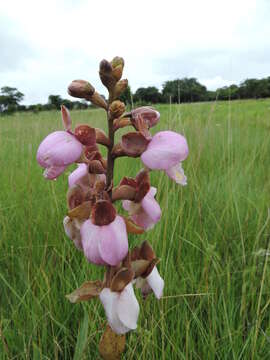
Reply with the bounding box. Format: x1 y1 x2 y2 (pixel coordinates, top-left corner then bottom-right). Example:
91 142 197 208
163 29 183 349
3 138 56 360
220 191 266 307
81 215 128 266
141 130 188 185
99 282 139 334
37 131 83 179
136 266 164 299
37 106 84 179
122 187 161 230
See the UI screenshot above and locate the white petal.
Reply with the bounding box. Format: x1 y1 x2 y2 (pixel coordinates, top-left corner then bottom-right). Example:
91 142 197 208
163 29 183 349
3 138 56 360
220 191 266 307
146 266 164 299
117 283 139 330
166 163 187 186
99 288 130 334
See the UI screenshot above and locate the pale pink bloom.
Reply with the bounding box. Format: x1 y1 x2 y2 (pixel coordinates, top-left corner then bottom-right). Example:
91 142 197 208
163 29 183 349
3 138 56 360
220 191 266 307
81 216 128 266
37 131 83 179
136 266 164 299
99 283 139 334
141 131 188 185
122 187 161 230
63 216 83 250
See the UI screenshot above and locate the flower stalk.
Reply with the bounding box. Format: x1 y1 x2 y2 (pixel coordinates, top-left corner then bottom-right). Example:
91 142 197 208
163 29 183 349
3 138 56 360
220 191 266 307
36 56 189 359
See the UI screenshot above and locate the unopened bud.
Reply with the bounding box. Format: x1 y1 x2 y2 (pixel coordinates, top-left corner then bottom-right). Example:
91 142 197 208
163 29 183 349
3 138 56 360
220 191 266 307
111 57 124 81
114 79 128 99
109 100 125 119
111 56 124 69
68 80 95 100
99 59 115 90
89 92 108 110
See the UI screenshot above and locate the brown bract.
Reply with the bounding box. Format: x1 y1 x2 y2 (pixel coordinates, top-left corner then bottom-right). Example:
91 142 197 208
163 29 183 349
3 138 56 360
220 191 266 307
110 268 134 292
130 241 159 278
74 125 96 146
67 185 84 210
68 201 92 220
119 169 150 203
121 132 150 157
66 280 104 303
91 200 116 226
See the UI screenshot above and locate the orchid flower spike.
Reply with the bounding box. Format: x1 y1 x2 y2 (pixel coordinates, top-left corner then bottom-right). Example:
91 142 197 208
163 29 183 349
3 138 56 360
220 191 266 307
99 282 139 334
141 130 188 185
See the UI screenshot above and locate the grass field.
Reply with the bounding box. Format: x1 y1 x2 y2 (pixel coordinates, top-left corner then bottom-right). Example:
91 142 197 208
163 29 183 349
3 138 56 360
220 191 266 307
1 99 270 359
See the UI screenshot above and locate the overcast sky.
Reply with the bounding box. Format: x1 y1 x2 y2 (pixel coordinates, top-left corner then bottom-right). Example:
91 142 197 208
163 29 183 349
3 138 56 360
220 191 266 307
1 0 270 104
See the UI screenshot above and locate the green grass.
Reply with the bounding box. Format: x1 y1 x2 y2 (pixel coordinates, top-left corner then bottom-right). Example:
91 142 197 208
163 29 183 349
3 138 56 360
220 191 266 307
1 99 270 359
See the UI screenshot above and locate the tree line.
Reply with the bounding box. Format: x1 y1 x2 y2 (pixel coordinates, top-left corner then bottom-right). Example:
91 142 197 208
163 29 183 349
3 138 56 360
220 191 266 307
1 76 270 114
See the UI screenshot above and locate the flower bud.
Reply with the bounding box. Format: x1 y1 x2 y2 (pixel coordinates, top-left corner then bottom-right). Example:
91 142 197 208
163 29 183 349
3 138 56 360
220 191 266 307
68 80 95 100
74 125 96 146
114 79 128 99
99 59 115 90
111 57 124 81
109 100 125 119
90 92 108 110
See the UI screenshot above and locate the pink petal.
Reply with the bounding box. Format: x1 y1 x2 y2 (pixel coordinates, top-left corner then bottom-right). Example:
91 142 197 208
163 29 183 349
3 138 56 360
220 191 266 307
146 266 164 299
61 105 72 131
68 164 89 188
165 163 187 185
98 216 128 266
37 131 83 167
80 220 106 265
141 131 188 170
141 187 161 224
131 212 156 230
117 283 139 330
43 165 67 179
99 288 129 334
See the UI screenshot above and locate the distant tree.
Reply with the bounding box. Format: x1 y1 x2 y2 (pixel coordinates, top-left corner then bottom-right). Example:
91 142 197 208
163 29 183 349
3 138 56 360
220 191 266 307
134 87 162 104
48 95 63 109
0 86 24 113
162 78 207 103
